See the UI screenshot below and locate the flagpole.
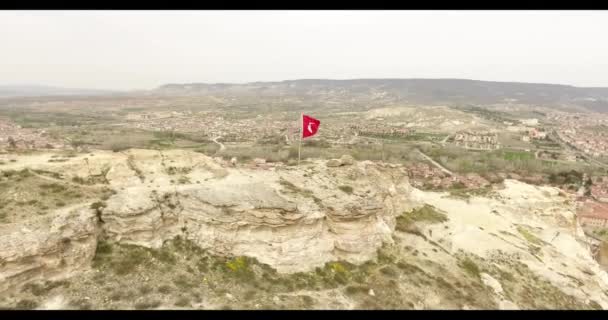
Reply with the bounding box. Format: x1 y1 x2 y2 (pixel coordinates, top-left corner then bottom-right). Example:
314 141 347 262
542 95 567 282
298 112 302 165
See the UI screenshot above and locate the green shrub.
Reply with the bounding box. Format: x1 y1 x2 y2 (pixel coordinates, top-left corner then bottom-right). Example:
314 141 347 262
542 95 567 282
377 247 395 264
15 299 38 309
460 257 481 279
72 176 87 184
151 249 176 265
174 297 191 307
38 183 67 193
396 261 424 274
328 262 348 274
110 143 131 153
95 240 113 255
302 295 314 307
91 201 106 211
91 201 106 222
106 245 151 275
166 166 192 175
589 300 602 310
517 226 543 246
2 169 32 179
139 285 153 295
157 285 172 294
498 269 515 282
69 299 92 310
345 285 370 296
22 282 46 296
110 291 124 301
338 185 353 194
226 256 248 272
451 181 466 189
379 266 399 278
134 300 161 310
396 205 448 232
334 272 349 285
173 275 195 290
244 290 257 301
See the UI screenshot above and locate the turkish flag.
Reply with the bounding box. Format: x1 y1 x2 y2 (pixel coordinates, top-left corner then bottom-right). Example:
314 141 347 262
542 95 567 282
302 114 320 139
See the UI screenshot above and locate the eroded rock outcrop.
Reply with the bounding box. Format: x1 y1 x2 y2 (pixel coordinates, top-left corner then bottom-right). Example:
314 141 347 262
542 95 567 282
0 205 99 293
99 150 415 272
3 149 608 310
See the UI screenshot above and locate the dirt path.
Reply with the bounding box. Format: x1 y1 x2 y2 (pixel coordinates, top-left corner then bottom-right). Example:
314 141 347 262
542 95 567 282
440 134 451 145
212 137 226 152
416 149 453 176
29 170 86 187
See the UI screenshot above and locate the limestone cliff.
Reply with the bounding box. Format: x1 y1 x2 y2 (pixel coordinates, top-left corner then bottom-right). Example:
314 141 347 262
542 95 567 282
1 149 608 310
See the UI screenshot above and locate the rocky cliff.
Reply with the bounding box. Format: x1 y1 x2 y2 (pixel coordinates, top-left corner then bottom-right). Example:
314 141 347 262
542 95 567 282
0 149 414 287
0 206 99 293
100 150 415 273
1 149 608 310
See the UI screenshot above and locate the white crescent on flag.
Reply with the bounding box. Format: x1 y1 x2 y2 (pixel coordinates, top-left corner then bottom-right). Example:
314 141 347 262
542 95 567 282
302 114 320 139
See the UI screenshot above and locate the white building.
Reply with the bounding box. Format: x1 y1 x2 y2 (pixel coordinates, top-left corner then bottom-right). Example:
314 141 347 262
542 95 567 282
521 118 539 126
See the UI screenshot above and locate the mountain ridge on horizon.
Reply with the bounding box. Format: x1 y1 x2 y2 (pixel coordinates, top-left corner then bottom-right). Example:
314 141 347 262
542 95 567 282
153 78 608 113
3 79 608 113
0 84 122 98
157 78 608 90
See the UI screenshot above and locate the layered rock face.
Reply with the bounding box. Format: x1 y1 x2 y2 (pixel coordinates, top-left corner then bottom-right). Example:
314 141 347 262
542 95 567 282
99 150 415 272
0 149 415 280
0 206 99 292
3 149 608 310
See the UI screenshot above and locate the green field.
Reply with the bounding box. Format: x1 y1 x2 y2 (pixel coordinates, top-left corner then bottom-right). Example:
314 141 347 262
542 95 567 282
359 132 448 143
502 150 534 161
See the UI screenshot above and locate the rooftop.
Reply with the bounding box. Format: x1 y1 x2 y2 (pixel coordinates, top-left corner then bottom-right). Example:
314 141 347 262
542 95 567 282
578 201 608 220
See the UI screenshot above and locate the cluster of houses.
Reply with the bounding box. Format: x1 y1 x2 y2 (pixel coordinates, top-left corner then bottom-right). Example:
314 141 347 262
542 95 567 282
590 176 608 203
128 111 293 141
406 163 490 190
549 112 608 157
452 131 500 150
0 118 64 151
521 127 548 142
578 201 608 229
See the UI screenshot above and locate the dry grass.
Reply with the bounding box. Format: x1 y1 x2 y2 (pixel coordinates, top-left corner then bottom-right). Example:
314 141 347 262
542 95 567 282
459 257 481 279
516 226 544 246
396 204 448 232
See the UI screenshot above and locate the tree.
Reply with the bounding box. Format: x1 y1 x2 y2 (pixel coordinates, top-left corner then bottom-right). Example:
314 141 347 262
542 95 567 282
70 140 85 149
7 136 16 149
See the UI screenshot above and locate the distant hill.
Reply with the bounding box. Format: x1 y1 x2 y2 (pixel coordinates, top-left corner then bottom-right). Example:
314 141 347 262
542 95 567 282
0 85 120 98
153 79 608 112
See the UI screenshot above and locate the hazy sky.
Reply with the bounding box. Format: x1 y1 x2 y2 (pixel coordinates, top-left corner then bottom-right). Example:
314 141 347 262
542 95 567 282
1 10 608 91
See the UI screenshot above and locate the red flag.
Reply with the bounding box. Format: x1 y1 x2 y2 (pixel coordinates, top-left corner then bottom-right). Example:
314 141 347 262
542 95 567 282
302 114 320 139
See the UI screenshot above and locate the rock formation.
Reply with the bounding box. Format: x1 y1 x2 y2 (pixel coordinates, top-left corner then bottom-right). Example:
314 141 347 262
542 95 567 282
1 149 608 309
0 206 99 293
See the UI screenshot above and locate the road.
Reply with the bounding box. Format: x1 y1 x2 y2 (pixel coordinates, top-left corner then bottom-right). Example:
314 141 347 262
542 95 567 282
549 129 608 169
440 134 451 145
212 137 226 153
416 149 453 176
